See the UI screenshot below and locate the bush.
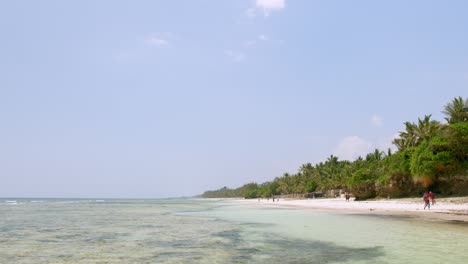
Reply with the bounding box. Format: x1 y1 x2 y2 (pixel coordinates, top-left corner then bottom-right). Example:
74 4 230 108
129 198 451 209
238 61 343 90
410 137 459 186
447 122 468 163
349 169 377 200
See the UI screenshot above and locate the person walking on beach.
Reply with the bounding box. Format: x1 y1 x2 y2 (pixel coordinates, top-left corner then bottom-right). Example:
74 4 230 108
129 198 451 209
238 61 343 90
429 191 435 205
423 192 430 210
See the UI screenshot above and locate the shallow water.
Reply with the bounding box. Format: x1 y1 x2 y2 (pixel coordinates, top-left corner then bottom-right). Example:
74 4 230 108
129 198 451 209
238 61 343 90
1 198 467 263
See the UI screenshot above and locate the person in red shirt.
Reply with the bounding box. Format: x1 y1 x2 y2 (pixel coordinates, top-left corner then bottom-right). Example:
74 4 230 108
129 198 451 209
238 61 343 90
428 191 435 205
423 192 430 210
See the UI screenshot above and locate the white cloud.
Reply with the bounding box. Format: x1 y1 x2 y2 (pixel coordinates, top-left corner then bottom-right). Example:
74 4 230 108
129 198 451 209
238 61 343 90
246 0 286 18
144 33 174 47
333 134 399 161
258 34 268 41
371 114 383 127
145 36 168 46
334 136 373 161
256 0 286 11
224 50 247 62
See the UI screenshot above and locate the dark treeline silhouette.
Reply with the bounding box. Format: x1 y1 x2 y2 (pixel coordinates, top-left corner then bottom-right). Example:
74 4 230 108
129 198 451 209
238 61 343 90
201 97 468 200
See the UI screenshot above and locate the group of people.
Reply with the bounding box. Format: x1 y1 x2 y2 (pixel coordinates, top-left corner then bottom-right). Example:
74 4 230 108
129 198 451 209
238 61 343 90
423 191 435 210
260 197 279 202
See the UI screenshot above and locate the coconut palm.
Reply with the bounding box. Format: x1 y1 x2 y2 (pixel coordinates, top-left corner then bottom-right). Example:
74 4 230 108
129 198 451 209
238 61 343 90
442 96 468 124
414 114 441 141
299 163 314 176
277 173 291 194
386 148 393 157
393 115 440 150
322 155 344 188
365 149 385 162
393 121 418 150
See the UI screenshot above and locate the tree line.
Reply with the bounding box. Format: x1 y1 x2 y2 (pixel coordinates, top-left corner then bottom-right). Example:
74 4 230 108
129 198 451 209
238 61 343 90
201 97 468 200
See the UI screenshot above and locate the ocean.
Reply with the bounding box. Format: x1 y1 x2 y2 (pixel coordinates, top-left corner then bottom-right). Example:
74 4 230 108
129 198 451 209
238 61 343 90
1 198 467 263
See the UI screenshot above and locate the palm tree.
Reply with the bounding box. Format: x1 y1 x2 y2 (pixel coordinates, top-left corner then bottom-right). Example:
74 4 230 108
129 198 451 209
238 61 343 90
386 148 393 157
277 173 291 194
299 163 314 176
392 138 405 151
323 155 343 188
414 114 440 141
365 149 385 162
393 121 418 150
393 115 441 150
442 96 468 124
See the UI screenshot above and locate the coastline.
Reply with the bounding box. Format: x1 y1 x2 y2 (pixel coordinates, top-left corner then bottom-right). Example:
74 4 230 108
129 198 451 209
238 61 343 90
231 197 468 223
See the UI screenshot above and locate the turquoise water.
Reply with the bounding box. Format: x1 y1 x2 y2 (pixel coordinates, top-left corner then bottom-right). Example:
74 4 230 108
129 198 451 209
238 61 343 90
1 199 467 263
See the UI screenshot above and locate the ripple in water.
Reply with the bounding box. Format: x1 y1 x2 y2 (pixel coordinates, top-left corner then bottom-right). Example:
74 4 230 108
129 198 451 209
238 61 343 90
0 199 466 263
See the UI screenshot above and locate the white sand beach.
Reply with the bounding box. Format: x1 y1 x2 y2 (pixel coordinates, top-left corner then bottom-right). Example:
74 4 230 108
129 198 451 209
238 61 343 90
236 197 468 222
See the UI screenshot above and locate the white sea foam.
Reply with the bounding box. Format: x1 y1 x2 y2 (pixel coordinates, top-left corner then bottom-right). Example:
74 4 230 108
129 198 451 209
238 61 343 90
61 201 82 204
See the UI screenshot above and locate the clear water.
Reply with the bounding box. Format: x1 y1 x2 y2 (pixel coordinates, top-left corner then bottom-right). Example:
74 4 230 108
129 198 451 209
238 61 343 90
1 198 467 263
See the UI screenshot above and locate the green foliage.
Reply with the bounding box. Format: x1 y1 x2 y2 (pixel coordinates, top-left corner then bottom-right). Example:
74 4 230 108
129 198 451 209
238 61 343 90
201 97 468 200
244 189 258 199
366 149 385 162
256 181 279 198
410 141 437 182
447 122 468 163
239 183 259 199
410 137 459 184
305 179 318 192
349 168 374 187
442 96 468 124
385 150 411 176
393 115 441 151
201 186 240 198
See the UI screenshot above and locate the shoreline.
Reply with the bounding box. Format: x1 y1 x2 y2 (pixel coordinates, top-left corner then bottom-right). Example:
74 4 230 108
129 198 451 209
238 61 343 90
229 197 468 223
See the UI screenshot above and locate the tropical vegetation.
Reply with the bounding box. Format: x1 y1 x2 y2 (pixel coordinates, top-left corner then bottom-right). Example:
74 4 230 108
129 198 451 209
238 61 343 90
201 97 468 199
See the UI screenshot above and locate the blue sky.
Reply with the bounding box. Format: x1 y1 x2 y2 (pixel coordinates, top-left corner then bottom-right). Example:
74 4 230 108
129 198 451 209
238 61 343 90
1 0 467 198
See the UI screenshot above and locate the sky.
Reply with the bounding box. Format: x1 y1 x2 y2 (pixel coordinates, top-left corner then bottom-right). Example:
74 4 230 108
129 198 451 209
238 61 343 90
1 0 467 198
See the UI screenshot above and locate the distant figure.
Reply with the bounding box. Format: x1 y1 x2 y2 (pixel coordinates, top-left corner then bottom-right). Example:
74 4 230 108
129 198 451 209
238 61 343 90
345 193 350 202
429 191 435 205
272 197 275 202
423 192 430 210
